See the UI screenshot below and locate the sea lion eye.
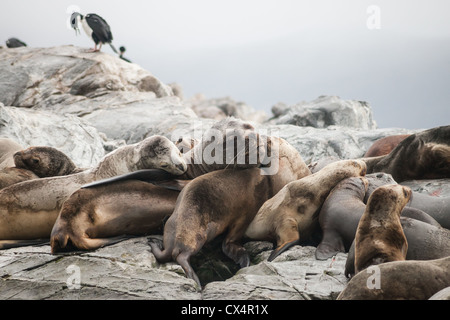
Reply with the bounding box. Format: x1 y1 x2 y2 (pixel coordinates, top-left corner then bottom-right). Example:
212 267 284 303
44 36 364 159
32 158 40 164
177 138 183 143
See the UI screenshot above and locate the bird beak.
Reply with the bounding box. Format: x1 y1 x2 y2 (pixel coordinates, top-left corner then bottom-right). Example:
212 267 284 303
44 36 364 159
74 28 80 36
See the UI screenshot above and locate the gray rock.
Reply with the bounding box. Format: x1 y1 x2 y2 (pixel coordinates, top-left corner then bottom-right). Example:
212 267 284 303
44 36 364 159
0 103 105 168
268 95 377 130
0 237 200 300
203 245 348 300
187 95 268 123
257 124 418 164
429 286 450 300
0 45 173 109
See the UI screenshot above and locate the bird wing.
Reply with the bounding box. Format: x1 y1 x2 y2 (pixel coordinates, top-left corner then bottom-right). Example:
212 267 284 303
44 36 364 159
85 13 113 43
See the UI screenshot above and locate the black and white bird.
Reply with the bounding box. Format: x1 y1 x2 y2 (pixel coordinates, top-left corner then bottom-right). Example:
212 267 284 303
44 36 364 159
6 37 27 48
70 12 117 53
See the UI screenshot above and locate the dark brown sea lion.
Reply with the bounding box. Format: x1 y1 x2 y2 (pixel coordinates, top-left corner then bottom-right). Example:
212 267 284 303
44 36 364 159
364 134 410 157
149 167 280 287
315 174 440 260
13 146 82 177
362 125 450 182
345 217 450 277
354 184 411 274
0 136 187 249
245 159 367 261
337 256 450 300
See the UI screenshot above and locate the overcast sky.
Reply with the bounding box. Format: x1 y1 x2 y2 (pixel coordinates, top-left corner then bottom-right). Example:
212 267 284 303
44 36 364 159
1 0 449 129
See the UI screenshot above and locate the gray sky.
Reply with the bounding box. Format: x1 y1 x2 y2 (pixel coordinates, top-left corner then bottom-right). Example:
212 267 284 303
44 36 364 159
1 0 449 129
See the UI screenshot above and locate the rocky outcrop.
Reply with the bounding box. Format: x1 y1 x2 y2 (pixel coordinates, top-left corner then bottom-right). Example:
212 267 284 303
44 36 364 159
0 103 105 168
0 45 435 300
0 238 344 300
269 95 377 130
0 45 173 109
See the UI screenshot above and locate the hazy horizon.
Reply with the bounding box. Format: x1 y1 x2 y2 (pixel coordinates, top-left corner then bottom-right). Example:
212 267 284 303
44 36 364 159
1 0 449 130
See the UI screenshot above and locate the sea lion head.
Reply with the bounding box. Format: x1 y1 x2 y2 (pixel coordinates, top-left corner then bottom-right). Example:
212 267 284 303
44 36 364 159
367 184 412 219
137 136 187 175
13 146 77 177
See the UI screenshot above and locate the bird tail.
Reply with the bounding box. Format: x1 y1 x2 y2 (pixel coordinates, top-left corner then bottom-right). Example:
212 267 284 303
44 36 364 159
109 43 118 54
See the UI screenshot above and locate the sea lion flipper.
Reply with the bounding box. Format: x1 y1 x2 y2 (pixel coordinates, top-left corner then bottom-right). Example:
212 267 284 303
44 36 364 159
81 169 175 189
222 240 250 268
315 233 345 260
268 239 300 261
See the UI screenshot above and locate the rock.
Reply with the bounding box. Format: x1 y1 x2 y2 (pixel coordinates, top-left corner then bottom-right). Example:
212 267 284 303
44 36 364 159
401 179 450 197
0 237 200 300
203 245 348 300
0 45 173 109
187 95 268 123
268 95 377 130
0 103 105 168
257 124 418 164
0 138 23 169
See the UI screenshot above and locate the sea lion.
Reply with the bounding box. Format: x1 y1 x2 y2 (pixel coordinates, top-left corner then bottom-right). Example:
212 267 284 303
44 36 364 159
245 159 367 261
315 174 440 260
345 217 450 277
0 135 187 248
354 184 411 274
149 167 282 287
362 125 450 182
50 180 184 253
83 118 311 190
0 146 83 190
0 167 39 190
364 134 410 157
315 176 369 260
13 146 82 177
0 138 22 169
337 256 450 300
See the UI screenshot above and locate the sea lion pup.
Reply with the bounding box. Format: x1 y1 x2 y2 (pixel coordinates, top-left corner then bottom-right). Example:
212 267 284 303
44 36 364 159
245 159 367 261
337 256 450 300
13 146 83 177
354 184 411 274
0 135 187 249
362 125 450 182
50 180 185 253
364 134 410 157
0 138 22 169
0 146 82 190
344 217 450 277
149 167 279 287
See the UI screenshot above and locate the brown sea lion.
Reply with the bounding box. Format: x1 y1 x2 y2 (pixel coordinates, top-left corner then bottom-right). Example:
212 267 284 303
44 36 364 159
0 135 187 249
337 256 450 300
315 174 440 260
362 125 450 182
83 118 311 191
50 180 185 253
354 184 411 274
0 146 83 190
149 167 282 287
345 217 450 277
245 159 367 261
13 146 83 177
364 134 410 157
